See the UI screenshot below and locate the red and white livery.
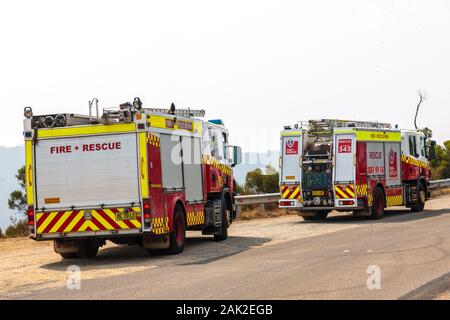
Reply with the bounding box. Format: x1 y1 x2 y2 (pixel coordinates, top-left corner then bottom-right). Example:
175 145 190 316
279 119 436 220
23 99 242 258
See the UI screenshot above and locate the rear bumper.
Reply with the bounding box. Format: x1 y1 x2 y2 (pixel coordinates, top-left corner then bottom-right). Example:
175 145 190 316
33 206 144 240
34 228 142 240
279 199 361 211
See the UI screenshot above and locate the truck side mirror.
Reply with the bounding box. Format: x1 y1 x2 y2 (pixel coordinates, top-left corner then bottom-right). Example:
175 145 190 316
231 146 242 167
427 140 436 160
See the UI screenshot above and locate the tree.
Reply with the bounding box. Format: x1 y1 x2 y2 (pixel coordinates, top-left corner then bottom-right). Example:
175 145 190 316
244 166 279 194
234 181 246 195
8 166 27 218
414 90 427 130
5 220 28 238
0 228 4 238
6 166 29 238
430 140 450 180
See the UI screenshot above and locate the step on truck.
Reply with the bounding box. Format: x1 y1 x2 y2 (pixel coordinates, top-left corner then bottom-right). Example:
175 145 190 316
23 98 242 258
279 119 436 220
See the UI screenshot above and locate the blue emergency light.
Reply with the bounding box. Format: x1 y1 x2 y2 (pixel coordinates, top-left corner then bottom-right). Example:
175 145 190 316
208 119 224 125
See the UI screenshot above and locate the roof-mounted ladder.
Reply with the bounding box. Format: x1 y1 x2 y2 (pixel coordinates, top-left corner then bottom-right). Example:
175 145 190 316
143 107 205 118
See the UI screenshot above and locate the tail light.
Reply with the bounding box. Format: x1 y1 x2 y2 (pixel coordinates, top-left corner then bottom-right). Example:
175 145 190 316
27 206 34 225
143 199 151 222
340 200 355 206
279 200 294 206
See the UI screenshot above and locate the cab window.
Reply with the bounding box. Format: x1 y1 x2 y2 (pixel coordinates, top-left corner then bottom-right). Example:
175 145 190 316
215 130 225 161
408 135 417 157
419 136 426 157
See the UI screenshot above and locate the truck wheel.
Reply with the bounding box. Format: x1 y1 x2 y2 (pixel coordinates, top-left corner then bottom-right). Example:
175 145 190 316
162 205 186 255
59 253 77 259
214 197 229 241
303 211 328 221
411 183 426 212
312 210 329 220
370 187 385 220
76 240 99 259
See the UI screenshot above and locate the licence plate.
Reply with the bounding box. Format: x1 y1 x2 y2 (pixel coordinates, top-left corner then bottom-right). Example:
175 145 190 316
115 210 137 221
312 190 325 196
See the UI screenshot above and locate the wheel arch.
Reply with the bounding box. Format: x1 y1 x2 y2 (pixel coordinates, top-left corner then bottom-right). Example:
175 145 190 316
168 197 187 230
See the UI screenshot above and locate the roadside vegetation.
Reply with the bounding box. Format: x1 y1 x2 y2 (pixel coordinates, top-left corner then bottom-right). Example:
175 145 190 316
235 165 295 220
430 140 450 180
4 166 28 238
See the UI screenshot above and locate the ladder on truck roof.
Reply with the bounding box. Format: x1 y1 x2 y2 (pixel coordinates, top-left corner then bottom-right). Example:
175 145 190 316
308 119 392 131
143 107 205 118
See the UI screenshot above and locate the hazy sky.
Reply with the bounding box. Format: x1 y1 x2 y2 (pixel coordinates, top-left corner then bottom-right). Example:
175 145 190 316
1 0 449 152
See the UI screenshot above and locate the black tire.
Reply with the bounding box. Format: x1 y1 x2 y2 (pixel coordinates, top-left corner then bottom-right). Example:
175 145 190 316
59 252 77 259
76 240 99 259
312 210 329 220
411 183 426 212
370 187 385 220
303 211 329 221
162 205 186 255
214 195 229 241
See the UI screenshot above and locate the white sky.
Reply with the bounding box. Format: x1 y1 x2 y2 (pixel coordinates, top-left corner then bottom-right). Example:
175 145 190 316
0 0 449 152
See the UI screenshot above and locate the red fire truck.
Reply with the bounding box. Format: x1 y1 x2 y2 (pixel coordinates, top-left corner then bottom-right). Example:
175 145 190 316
279 119 436 220
23 98 242 258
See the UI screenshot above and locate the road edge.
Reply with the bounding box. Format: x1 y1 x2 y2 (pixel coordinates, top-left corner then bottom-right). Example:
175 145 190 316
400 272 450 300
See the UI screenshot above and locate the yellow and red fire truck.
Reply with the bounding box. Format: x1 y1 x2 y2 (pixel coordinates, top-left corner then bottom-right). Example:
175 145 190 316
279 119 436 220
23 98 242 258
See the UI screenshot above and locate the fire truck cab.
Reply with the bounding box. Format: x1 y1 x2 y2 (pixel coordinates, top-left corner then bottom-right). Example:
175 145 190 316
23 99 242 258
279 119 435 220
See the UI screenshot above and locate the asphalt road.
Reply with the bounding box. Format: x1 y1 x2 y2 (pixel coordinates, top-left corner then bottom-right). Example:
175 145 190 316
13 195 450 299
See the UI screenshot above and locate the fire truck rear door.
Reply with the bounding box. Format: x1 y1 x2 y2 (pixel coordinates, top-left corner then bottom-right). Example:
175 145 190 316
280 132 302 184
333 132 357 206
34 132 141 209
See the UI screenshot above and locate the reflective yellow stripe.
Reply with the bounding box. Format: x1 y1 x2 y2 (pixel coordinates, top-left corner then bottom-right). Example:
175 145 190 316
79 220 98 232
355 130 401 142
36 213 45 222
345 187 355 198
386 195 403 207
49 211 71 233
335 187 348 199
25 140 34 205
37 123 136 139
37 211 58 233
147 114 202 133
281 131 302 137
282 189 291 198
139 132 148 198
77 221 88 232
334 130 355 134
64 212 84 233
103 208 129 229
130 219 142 228
92 211 114 230
289 188 300 199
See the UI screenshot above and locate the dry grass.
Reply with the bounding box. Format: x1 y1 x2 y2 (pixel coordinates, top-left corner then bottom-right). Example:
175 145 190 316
431 187 450 197
237 207 297 221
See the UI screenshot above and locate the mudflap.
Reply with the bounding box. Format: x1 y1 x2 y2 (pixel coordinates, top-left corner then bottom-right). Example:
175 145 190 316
53 239 106 254
142 232 170 250
54 240 80 254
